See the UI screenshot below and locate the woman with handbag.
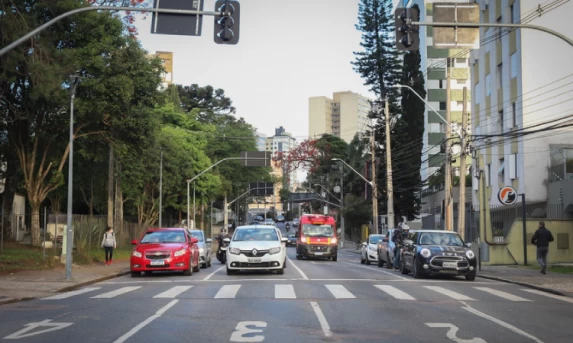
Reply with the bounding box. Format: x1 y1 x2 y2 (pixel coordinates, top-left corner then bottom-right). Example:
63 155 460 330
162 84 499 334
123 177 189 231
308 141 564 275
101 226 117 265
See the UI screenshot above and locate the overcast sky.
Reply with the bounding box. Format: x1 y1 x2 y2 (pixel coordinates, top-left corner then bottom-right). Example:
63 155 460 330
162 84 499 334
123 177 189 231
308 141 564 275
134 0 375 142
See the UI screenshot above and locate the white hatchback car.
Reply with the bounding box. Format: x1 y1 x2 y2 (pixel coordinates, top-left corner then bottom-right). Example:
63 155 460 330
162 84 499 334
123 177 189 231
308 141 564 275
225 226 288 275
361 234 385 265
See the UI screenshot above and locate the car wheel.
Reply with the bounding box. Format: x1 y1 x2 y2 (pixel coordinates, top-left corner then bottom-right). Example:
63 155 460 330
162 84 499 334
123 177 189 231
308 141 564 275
400 260 409 275
193 261 200 273
283 259 287 268
377 254 383 267
143 271 152 276
360 254 366 264
465 273 476 281
183 262 193 276
130 271 140 278
277 267 285 275
365 256 371 265
386 253 393 269
332 255 338 262
412 258 424 279
207 258 211 268
226 267 235 275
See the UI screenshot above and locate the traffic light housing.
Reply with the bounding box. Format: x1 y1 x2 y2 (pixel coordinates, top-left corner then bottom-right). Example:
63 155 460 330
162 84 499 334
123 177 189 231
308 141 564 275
395 7 419 51
214 0 240 45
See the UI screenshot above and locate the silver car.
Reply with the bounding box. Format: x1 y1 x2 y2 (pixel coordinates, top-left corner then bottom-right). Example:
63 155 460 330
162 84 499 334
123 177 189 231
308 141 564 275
188 229 212 268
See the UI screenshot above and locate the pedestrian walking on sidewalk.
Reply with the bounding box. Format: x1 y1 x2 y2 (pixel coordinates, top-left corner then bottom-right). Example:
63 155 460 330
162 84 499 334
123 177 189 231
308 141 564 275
531 221 554 274
101 226 117 265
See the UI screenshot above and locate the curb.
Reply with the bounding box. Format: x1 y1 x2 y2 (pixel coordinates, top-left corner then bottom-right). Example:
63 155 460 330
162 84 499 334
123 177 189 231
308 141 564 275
0 270 130 306
478 274 569 296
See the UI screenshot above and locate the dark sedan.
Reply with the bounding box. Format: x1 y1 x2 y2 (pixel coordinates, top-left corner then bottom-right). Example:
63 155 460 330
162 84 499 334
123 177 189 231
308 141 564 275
400 230 477 281
286 233 297 247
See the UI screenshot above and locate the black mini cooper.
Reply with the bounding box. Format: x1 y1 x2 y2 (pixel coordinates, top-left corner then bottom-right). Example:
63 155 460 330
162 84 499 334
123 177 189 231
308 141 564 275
400 230 477 281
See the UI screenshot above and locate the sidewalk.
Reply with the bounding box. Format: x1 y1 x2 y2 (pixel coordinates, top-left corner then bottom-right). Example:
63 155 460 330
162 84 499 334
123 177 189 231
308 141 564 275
478 265 573 296
0 261 130 305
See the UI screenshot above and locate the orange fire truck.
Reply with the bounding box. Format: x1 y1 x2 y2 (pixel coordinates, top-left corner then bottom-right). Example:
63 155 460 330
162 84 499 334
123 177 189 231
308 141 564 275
295 214 338 261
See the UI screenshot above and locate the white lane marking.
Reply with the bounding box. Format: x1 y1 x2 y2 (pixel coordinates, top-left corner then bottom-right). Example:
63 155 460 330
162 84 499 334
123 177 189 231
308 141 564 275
42 287 101 300
374 285 416 300
203 266 225 281
425 323 486 343
91 286 142 299
286 256 309 280
113 300 178 343
424 286 475 301
461 301 545 343
275 284 296 299
102 280 174 284
474 287 531 302
325 285 356 299
310 302 333 338
340 261 410 281
4 319 73 339
153 286 193 299
214 285 241 299
230 321 267 342
521 289 573 304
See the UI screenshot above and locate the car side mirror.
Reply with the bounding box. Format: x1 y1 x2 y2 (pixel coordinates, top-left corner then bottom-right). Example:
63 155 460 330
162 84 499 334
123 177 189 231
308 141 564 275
382 238 388 243
131 239 138 245
362 242 367 246
206 238 212 243
190 237 199 244
223 238 231 243
464 242 472 248
281 237 288 243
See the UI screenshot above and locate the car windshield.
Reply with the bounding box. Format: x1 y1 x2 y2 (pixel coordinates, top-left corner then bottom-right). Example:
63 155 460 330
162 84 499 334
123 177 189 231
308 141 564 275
287 233 296 238
302 224 334 237
140 230 187 244
369 235 384 244
418 232 464 246
189 231 204 242
233 228 279 241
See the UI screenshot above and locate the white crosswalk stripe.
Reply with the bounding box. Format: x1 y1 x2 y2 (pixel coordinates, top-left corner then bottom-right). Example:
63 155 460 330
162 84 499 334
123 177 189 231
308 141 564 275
214 285 241 299
325 285 356 299
275 284 296 299
374 285 416 300
521 289 573 304
474 287 531 301
153 286 193 299
91 286 142 299
424 286 475 301
43 287 101 300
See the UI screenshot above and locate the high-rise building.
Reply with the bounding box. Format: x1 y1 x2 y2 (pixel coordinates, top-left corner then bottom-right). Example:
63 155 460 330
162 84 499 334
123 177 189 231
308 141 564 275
407 1 473 184
470 0 573 207
266 126 297 155
308 91 371 143
149 51 173 88
255 131 266 152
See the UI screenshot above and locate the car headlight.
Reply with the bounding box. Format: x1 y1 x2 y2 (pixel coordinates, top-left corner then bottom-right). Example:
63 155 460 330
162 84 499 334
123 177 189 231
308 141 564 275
229 247 241 255
132 250 142 258
199 247 205 254
174 249 187 257
269 247 281 255
466 250 475 259
420 248 432 258
368 245 377 252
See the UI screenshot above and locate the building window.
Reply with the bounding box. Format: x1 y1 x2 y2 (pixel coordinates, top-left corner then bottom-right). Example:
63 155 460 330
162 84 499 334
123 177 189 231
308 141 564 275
499 158 505 182
487 164 492 186
475 82 481 104
439 123 447 133
447 58 452 68
497 63 503 89
509 154 517 179
439 102 447 110
439 80 443 89
511 4 518 24
512 102 517 128
499 110 504 131
510 52 518 79
485 74 492 96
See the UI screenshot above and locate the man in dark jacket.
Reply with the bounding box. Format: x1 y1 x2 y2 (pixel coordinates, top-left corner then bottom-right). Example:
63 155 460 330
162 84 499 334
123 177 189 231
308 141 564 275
531 221 554 274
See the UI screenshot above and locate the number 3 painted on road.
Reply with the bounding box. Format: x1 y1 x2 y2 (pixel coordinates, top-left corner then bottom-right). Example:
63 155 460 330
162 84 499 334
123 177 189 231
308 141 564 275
426 323 487 343
230 321 267 342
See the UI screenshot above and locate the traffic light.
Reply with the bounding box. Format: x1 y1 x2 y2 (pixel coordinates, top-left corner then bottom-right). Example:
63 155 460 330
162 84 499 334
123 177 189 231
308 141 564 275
214 0 240 45
395 7 419 51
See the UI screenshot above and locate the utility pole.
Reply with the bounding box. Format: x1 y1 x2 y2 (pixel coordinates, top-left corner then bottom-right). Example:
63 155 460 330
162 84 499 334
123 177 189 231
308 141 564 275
384 98 394 231
444 58 454 231
193 181 196 229
223 195 228 232
65 76 79 280
371 114 379 235
458 87 468 240
159 148 163 228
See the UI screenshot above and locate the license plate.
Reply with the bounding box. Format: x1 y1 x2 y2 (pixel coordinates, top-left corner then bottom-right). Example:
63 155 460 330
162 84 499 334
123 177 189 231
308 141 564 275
150 260 165 266
314 252 324 256
248 258 262 263
443 262 457 268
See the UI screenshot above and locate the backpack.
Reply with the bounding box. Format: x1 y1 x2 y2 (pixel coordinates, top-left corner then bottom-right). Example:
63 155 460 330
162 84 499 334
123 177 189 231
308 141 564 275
103 232 114 247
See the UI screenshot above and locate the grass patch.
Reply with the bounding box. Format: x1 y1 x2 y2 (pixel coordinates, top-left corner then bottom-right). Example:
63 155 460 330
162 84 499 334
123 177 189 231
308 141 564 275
525 265 573 274
86 248 131 264
0 243 55 272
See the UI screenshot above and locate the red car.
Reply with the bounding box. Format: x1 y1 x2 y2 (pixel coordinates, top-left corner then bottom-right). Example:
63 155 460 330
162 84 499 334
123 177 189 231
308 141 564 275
130 228 200 277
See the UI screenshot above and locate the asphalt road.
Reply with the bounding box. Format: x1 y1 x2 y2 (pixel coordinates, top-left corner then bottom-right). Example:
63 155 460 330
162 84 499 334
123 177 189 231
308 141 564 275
1 224 572 342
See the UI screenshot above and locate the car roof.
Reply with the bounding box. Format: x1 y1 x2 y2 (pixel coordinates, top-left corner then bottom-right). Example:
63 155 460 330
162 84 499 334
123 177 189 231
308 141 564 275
235 225 279 230
187 229 204 233
146 227 186 232
415 230 459 234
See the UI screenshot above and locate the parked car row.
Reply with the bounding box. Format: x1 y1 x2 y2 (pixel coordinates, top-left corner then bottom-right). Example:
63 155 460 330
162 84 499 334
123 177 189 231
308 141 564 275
360 229 477 281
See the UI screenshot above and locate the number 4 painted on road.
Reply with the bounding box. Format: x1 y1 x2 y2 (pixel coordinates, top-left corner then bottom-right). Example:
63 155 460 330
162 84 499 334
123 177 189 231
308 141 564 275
4 319 73 340
230 321 267 342
426 323 487 343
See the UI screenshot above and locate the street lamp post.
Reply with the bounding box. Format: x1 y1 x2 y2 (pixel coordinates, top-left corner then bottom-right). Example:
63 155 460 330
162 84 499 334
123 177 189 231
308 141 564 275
159 148 163 228
193 181 196 229
65 75 80 280
186 179 191 229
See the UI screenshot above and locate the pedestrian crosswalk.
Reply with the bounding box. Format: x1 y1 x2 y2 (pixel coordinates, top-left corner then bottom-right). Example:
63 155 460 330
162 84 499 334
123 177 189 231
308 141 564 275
41 284 573 304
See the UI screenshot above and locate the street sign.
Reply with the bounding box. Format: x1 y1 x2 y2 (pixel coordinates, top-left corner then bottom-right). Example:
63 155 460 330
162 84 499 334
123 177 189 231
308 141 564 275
240 151 272 167
151 0 204 36
433 3 480 49
498 186 518 205
249 183 274 196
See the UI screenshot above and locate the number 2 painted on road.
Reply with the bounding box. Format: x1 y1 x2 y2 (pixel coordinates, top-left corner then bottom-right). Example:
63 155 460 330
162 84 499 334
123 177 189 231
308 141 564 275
426 323 487 343
230 321 267 342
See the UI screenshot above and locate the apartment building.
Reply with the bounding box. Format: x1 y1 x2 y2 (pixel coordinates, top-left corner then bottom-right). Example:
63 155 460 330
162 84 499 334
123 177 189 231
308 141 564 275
308 91 371 143
149 51 174 88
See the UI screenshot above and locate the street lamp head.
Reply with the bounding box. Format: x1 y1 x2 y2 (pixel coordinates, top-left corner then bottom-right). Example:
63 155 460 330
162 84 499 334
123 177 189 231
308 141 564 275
186 179 192 183
331 158 340 161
